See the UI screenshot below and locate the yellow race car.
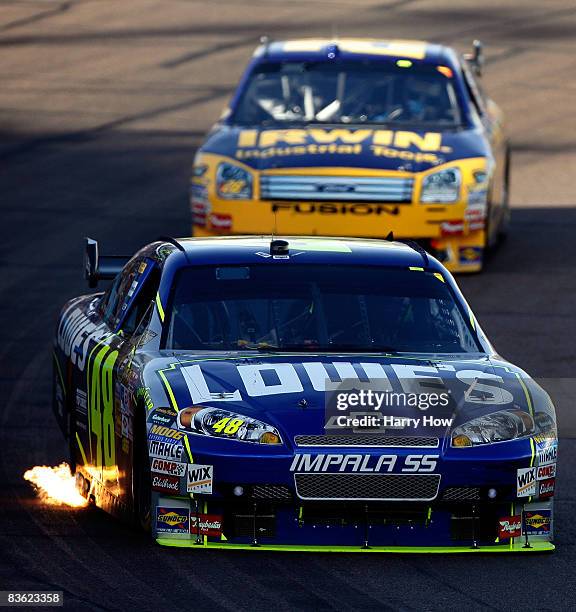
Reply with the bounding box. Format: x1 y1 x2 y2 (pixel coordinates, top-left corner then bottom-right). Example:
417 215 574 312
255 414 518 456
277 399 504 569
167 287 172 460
192 38 510 272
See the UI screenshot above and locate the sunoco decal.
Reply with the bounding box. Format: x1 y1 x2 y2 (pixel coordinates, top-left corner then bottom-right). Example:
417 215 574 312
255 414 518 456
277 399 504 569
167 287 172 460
156 507 189 534
523 510 551 536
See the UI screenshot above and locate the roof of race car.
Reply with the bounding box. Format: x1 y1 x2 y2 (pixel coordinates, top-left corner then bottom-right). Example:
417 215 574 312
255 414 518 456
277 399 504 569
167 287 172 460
253 38 455 65
163 236 442 270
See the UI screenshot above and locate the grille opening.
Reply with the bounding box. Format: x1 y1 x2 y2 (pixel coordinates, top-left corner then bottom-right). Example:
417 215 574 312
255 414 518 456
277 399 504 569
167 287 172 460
301 502 429 526
450 509 499 542
442 487 481 502
229 513 276 539
260 175 414 203
294 434 439 447
295 473 440 501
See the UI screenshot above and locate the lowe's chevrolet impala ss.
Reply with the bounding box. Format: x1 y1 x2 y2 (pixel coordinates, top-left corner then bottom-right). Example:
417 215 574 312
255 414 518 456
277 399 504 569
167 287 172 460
52 236 556 551
192 39 510 273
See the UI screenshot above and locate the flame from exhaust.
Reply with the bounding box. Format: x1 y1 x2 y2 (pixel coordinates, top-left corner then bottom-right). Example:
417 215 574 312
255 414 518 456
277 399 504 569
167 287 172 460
23 463 88 507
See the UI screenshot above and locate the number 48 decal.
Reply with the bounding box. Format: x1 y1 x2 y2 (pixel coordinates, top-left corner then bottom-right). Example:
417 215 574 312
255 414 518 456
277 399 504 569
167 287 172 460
88 344 119 469
212 417 244 435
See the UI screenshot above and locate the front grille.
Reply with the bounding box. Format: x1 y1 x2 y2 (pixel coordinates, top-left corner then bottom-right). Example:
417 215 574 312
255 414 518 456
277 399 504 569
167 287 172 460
251 485 292 500
294 435 439 448
260 175 414 202
442 487 481 502
294 473 440 501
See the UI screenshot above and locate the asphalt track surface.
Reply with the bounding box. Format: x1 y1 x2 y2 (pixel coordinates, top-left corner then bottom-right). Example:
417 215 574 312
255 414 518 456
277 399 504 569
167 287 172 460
0 1 575 609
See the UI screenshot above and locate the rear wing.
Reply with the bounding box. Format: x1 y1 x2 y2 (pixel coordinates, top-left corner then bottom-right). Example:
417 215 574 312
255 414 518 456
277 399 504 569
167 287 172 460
84 237 130 288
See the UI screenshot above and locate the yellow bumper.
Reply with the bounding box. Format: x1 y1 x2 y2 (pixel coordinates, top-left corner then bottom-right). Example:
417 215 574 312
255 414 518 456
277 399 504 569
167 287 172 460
192 156 490 273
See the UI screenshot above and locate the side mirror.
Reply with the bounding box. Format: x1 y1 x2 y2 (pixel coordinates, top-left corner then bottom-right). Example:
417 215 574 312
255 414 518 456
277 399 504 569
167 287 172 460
85 237 99 288
464 39 484 77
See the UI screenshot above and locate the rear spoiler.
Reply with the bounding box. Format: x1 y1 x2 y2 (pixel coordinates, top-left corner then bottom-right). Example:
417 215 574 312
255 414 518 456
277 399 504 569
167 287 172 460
84 237 130 288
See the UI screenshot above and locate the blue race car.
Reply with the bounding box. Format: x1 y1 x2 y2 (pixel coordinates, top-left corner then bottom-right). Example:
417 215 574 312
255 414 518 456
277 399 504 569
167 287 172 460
53 236 556 552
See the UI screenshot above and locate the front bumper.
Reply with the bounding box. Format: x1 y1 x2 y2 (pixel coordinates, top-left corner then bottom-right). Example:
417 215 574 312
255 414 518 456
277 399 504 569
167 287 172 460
151 437 555 551
191 156 489 273
154 496 554 552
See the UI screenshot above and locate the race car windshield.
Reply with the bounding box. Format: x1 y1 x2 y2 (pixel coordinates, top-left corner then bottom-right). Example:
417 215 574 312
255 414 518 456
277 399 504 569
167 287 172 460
231 60 462 127
165 265 481 354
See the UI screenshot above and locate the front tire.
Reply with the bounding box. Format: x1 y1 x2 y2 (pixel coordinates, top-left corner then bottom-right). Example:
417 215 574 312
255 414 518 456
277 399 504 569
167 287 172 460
132 414 152 533
498 146 512 240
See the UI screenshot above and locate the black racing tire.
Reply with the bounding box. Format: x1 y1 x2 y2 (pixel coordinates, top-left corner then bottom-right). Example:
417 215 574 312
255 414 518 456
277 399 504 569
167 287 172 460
498 145 512 240
132 413 152 533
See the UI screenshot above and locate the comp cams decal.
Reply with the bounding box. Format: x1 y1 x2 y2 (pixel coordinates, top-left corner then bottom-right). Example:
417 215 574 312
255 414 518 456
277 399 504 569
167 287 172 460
150 458 186 477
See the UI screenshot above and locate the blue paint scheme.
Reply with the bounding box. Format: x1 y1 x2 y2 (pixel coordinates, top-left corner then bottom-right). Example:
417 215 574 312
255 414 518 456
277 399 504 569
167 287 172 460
199 125 490 172
55 236 556 549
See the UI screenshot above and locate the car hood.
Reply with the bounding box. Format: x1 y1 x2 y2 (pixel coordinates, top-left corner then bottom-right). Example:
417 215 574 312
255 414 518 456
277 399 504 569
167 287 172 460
199 124 490 173
148 353 546 442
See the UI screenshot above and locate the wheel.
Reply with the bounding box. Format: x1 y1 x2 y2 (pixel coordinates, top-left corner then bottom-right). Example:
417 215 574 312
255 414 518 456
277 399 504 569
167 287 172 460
132 414 152 533
498 146 511 240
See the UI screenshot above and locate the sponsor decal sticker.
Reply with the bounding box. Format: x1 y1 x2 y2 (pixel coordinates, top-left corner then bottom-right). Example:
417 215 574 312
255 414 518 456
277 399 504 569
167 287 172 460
523 510 551 536
150 424 185 440
190 514 223 537
537 463 556 480
150 457 187 477
498 515 522 539
516 466 537 497
208 213 232 232
539 478 555 498
534 436 558 465
186 464 213 494
156 507 190 534
151 413 174 426
459 246 482 264
149 439 184 461
151 473 181 494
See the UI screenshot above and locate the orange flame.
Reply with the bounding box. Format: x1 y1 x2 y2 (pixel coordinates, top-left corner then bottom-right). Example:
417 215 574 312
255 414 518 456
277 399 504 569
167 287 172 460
23 463 88 507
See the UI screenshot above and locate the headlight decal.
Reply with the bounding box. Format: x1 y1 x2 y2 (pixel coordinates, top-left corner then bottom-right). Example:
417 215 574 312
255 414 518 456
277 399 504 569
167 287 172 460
420 167 461 203
177 406 282 445
216 162 253 199
451 409 535 447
